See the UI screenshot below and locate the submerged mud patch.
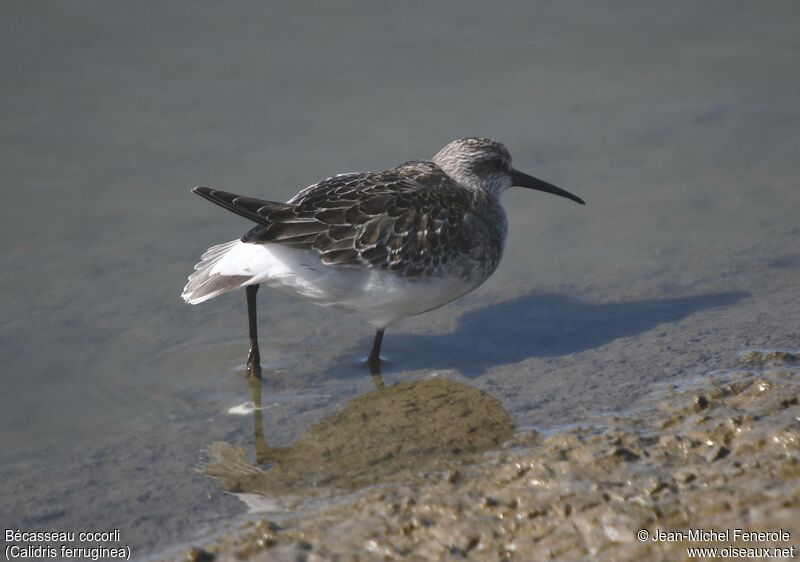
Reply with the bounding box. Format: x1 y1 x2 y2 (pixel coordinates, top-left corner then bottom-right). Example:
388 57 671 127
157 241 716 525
202 377 514 503
174 352 799 561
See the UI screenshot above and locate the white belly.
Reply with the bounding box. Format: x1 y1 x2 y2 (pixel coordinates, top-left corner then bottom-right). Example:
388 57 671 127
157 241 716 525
185 240 486 328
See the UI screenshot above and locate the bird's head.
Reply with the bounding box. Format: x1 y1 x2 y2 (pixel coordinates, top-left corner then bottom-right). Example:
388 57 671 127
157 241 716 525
432 137 584 204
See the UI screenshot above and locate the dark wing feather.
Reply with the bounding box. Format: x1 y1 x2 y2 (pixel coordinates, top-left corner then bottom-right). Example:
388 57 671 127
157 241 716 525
195 162 478 276
192 186 325 246
192 186 296 226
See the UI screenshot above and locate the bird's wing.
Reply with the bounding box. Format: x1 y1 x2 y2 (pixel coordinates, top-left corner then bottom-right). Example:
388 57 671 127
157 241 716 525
194 161 473 275
192 186 297 225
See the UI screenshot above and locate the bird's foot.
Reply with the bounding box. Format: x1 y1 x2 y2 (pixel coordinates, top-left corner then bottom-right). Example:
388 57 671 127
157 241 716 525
366 357 385 389
366 353 384 373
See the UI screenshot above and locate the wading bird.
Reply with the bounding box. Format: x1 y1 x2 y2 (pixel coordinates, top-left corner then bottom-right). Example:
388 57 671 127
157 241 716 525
182 137 584 377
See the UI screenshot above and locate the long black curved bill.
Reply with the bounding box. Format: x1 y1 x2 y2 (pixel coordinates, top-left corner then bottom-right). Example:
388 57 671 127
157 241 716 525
511 169 585 205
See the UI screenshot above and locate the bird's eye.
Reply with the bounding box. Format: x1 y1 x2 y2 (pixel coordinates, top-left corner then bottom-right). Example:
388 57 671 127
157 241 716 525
488 157 505 170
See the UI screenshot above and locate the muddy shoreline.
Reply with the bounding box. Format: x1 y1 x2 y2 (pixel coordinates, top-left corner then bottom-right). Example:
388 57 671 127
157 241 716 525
164 350 799 561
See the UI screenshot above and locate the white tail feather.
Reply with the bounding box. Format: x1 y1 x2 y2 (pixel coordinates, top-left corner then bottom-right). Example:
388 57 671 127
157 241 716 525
182 240 253 304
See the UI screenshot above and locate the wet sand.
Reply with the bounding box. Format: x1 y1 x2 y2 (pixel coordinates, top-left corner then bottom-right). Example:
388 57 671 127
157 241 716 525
165 350 799 561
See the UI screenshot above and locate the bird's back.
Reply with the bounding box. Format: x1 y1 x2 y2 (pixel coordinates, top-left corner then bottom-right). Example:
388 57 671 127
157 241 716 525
242 160 506 280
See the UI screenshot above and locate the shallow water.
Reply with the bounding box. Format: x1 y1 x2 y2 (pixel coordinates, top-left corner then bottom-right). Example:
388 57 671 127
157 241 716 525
203 375 514 503
2 1 799 557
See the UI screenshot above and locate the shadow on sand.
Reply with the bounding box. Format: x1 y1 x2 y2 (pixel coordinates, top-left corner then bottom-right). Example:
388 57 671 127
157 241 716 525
329 291 749 377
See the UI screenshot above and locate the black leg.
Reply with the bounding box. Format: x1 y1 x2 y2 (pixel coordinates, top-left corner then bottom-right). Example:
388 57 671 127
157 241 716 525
247 373 270 463
367 327 385 369
246 284 262 379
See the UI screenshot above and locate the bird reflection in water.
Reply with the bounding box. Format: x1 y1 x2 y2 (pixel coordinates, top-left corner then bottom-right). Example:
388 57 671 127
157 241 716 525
203 366 513 500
